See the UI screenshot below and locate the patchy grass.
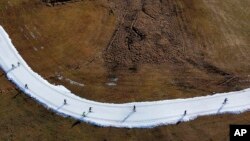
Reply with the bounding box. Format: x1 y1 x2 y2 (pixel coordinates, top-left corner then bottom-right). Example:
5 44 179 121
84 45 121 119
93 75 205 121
0 0 250 140
1 80 250 141
1 0 250 103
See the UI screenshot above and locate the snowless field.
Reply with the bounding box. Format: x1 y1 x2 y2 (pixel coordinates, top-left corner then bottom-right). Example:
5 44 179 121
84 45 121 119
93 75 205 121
0 26 250 128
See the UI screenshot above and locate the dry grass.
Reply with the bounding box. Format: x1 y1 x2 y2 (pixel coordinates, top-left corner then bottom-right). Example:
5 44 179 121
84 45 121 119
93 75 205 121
0 0 250 140
1 0 250 103
1 77 250 141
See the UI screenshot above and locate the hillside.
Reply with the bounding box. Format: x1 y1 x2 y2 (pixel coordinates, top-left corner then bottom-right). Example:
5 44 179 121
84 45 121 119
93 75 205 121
0 0 249 140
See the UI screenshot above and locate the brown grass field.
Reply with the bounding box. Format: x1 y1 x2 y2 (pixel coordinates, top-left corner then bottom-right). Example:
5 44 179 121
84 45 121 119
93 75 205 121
0 0 250 140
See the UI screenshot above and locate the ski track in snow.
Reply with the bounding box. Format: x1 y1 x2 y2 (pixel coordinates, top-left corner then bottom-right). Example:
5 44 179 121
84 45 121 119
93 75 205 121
0 26 250 128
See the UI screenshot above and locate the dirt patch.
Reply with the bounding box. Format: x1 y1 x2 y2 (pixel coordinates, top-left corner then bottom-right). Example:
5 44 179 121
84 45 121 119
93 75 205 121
103 0 187 70
99 0 250 102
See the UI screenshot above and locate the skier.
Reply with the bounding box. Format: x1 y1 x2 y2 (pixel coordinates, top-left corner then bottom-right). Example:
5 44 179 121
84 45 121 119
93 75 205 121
184 110 187 116
25 84 28 89
11 64 15 69
89 107 92 113
17 62 20 67
223 98 228 104
133 105 136 112
64 99 67 105
82 112 86 117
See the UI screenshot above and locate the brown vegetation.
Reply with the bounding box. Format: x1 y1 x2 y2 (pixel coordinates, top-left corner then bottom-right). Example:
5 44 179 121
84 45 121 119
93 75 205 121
0 0 250 140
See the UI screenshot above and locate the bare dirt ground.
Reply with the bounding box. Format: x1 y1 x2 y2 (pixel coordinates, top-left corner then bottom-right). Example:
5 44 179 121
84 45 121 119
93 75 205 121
0 0 250 140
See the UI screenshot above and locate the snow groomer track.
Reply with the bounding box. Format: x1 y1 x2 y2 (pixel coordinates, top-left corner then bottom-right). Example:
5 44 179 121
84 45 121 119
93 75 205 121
1 26 250 128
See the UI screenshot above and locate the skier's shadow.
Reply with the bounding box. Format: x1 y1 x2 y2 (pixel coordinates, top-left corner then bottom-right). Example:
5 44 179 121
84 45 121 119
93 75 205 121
71 112 90 128
71 120 81 128
0 72 5 77
176 114 186 125
5 64 21 74
122 111 135 122
217 102 226 114
6 67 16 74
56 104 66 111
12 91 21 99
71 112 92 128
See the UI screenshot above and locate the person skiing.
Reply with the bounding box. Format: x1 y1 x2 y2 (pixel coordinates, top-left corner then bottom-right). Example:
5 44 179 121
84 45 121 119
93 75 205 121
82 112 86 117
11 64 15 69
89 107 92 113
184 110 187 116
25 84 28 89
133 105 136 112
223 98 228 104
64 99 67 105
17 62 20 67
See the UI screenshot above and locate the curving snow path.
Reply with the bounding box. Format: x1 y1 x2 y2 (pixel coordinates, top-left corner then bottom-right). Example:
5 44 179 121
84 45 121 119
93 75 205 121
0 26 250 128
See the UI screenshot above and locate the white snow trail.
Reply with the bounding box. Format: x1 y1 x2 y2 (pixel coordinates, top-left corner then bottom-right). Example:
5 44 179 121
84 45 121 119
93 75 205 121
0 26 250 128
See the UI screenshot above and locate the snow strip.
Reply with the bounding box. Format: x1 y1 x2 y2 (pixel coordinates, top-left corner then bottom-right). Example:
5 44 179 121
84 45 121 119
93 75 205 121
0 26 250 128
